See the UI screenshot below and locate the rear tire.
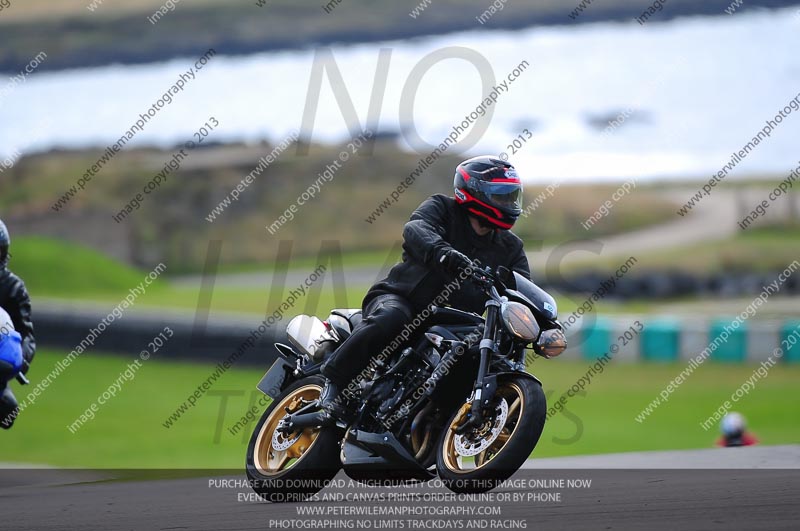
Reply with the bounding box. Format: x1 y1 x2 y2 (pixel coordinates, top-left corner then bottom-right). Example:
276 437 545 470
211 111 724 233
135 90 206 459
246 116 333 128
436 376 546 493
245 376 342 502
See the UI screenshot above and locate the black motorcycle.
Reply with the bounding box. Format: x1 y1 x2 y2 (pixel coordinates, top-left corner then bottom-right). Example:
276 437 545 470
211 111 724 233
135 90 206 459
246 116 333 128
245 265 566 501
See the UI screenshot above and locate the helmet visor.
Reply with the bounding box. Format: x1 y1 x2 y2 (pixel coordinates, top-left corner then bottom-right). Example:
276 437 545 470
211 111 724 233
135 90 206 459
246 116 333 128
475 181 522 210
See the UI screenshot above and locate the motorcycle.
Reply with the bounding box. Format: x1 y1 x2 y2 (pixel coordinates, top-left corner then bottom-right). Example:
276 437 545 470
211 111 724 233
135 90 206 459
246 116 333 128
245 264 566 501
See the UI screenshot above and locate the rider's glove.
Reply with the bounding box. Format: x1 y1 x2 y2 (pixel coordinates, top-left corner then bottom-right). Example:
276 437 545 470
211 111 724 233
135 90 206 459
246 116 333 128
439 249 473 277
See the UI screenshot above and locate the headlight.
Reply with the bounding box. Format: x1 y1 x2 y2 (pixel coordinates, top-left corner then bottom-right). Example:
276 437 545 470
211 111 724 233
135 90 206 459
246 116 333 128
500 302 540 342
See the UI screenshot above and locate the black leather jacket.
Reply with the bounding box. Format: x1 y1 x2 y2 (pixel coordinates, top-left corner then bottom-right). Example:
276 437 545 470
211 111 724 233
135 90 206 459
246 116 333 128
365 194 530 314
0 268 35 372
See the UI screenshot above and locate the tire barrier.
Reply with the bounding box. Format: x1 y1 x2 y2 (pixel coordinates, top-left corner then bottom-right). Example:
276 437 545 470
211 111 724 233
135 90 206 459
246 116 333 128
34 301 286 366
34 302 799 365
542 270 800 300
561 317 800 363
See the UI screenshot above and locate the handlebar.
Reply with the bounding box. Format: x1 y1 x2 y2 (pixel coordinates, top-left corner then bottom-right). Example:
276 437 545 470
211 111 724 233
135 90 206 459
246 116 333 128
467 264 523 308
466 262 502 293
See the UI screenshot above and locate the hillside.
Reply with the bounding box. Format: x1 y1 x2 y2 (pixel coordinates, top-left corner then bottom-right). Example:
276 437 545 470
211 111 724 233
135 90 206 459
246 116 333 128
0 141 677 273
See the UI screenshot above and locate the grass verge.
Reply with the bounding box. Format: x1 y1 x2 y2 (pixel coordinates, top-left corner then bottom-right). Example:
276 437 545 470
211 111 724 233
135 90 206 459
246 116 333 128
3 350 797 468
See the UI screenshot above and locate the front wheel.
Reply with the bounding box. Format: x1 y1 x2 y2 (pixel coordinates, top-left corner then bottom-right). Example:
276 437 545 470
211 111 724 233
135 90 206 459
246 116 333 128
245 376 342 502
436 376 546 493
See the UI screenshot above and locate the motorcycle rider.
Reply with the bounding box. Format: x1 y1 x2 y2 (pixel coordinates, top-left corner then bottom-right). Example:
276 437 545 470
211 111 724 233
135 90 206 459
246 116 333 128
0 219 35 429
0 307 24 429
319 156 531 419
717 412 758 447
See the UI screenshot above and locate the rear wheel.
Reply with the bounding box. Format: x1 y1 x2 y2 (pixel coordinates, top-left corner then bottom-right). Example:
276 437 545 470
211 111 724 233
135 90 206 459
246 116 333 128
245 376 342 502
436 376 546 493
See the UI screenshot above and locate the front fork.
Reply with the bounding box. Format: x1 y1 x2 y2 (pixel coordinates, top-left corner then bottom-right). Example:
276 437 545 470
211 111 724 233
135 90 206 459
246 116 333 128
456 294 501 434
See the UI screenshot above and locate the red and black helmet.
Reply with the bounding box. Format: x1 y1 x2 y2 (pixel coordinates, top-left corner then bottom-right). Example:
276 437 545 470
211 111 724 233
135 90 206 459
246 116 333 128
453 156 523 229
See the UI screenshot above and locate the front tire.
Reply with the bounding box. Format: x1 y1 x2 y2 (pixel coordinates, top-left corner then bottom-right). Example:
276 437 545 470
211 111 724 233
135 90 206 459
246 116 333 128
245 376 342 502
436 376 546 493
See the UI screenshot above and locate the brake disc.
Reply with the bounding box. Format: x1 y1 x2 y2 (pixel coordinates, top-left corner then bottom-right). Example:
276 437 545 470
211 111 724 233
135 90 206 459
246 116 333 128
454 398 509 457
272 418 302 451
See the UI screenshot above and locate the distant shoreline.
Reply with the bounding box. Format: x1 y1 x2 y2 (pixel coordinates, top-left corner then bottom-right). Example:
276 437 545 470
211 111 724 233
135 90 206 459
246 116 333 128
0 0 795 73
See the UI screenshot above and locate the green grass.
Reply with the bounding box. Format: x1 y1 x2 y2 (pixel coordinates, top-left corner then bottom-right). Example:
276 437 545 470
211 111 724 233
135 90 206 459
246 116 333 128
82 284 373 316
17 236 792 320
7 236 653 316
12 236 167 297
10 235 373 312
14 235 800 320
216 247 403 276
4 349 258 468
562 223 800 275
4 350 797 468
532 357 800 457
40 283 662 318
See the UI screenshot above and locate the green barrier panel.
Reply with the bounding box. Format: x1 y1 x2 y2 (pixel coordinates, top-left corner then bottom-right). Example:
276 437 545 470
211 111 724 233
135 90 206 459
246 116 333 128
640 319 680 362
709 319 747 362
582 318 612 361
780 321 800 363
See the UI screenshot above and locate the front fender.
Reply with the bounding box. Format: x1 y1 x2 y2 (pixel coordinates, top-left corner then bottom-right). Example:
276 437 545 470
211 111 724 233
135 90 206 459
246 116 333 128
480 371 543 406
493 370 542 388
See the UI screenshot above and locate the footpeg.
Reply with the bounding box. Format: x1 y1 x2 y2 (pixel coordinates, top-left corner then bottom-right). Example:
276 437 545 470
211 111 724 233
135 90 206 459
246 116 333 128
280 411 336 431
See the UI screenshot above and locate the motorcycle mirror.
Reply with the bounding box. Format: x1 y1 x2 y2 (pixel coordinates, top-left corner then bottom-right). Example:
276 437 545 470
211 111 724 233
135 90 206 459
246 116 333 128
496 266 512 286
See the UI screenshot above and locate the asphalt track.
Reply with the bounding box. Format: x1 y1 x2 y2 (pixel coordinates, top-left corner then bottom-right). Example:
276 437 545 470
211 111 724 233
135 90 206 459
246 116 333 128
2 445 799 531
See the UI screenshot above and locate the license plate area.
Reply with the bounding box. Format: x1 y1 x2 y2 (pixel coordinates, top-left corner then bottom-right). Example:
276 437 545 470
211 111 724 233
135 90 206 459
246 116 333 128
257 358 293 398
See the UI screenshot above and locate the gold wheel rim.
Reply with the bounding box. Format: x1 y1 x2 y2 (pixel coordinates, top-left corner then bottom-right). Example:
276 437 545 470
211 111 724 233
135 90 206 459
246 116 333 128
254 384 322 476
441 382 525 474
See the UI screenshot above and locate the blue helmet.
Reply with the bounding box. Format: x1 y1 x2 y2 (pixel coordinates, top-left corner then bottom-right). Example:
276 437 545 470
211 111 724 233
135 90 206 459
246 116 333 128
721 412 746 438
0 307 23 380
